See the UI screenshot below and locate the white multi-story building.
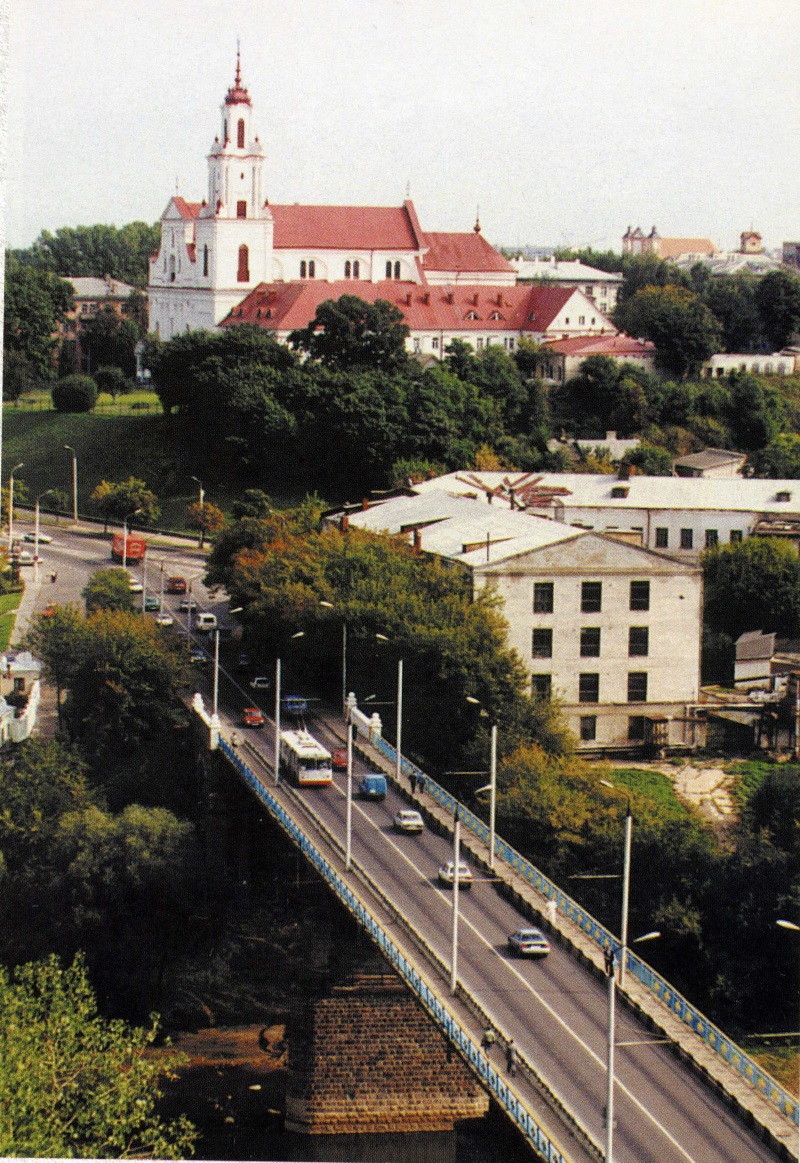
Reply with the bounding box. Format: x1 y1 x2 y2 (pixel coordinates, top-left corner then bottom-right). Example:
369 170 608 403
512 255 623 316
342 490 703 752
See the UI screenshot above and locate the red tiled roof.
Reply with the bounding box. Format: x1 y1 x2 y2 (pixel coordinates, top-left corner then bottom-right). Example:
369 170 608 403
656 237 717 258
421 232 514 274
271 204 421 250
172 198 202 220
541 333 656 356
222 282 600 336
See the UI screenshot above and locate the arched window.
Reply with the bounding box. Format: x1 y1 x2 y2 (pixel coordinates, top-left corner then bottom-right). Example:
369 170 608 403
345 260 351 278
308 260 315 278
203 245 209 276
169 255 176 282
237 244 249 282
394 261 401 279
300 260 307 278
237 118 245 148
353 260 360 278
237 200 247 218
386 260 392 279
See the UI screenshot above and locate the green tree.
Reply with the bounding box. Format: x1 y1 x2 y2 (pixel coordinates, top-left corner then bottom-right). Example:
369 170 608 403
3 256 74 378
91 477 160 526
95 364 131 400
83 567 136 614
725 370 783 451
0 739 91 869
0 953 196 1158
11 222 161 288
23 605 88 729
52 373 98 413
614 284 721 378
289 294 410 370
702 537 800 642
619 441 674 476
749 433 800 478
82 306 139 378
702 274 761 353
756 269 800 351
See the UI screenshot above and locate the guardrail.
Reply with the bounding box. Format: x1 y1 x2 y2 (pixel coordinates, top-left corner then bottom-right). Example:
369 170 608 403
369 734 798 1130
217 737 579 1163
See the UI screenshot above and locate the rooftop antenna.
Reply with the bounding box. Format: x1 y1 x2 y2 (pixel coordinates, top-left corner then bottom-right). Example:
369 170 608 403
406 180 411 199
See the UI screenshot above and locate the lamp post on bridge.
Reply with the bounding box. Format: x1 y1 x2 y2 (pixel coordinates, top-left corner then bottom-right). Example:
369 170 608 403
600 779 633 988
274 631 306 785
34 489 55 584
7 463 23 550
776 919 800 1163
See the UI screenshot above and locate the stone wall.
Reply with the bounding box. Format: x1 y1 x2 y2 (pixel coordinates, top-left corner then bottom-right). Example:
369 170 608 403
285 974 489 1134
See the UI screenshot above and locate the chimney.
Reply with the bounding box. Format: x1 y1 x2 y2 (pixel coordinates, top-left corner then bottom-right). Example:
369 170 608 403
413 528 422 554
362 497 370 511
341 514 349 532
617 462 633 481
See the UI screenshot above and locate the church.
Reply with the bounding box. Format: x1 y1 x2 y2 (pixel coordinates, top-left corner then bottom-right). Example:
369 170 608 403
149 55 616 358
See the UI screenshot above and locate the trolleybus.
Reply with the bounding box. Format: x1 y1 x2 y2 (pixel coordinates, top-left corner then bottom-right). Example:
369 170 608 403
280 729 333 787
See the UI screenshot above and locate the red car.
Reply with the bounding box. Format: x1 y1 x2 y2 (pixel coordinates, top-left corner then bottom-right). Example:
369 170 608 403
166 576 187 594
242 707 265 728
331 747 348 771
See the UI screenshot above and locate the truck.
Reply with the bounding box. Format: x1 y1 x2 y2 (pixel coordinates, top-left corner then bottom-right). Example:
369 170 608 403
111 532 147 563
358 773 388 800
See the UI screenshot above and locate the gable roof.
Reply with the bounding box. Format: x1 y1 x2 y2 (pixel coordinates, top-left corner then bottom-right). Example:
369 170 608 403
421 231 515 274
657 237 717 259
270 202 423 251
541 333 656 358
170 197 202 220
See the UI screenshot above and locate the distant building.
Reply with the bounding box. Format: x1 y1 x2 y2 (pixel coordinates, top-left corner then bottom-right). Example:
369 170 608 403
673 449 747 479
622 226 717 261
538 332 657 382
511 255 622 315
702 352 796 377
57 276 139 373
782 242 800 270
547 431 641 463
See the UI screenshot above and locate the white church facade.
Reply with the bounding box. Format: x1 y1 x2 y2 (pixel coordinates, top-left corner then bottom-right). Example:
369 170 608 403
149 56 617 354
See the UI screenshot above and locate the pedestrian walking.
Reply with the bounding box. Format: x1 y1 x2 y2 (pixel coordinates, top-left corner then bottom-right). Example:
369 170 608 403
546 897 557 926
481 1026 496 1056
50 571 58 583
604 942 616 978
410 772 418 795
506 1038 518 1076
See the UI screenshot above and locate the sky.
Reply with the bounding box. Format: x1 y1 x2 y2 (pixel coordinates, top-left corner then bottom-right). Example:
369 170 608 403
4 0 800 255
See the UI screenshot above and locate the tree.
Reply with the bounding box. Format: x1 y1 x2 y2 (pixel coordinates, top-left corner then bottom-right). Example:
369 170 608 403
619 442 674 476
614 284 721 378
51 373 98 413
749 433 800 479
11 221 161 288
23 605 88 729
82 306 139 378
83 567 136 614
702 274 761 353
3 256 74 378
725 371 783 451
0 739 91 869
91 477 160 526
288 294 409 370
95 364 131 399
756 269 800 351
0 953 196 1158
702 537 800 642
186 499 226 547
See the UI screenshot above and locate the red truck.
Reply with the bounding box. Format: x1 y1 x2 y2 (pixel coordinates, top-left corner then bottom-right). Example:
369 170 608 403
111 532 147 563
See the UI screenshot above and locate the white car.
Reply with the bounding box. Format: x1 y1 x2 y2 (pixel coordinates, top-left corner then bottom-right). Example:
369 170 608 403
155 612 174 627
507 927 551 958
250 676 271 690
22 531 52 544
437 860 473 888
178 597 197 612
128 579 144 593
393 809 424 834
17 550 34 565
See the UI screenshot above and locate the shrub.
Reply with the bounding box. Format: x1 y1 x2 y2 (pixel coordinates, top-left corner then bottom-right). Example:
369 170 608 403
95 366 130 398
51 374 98 413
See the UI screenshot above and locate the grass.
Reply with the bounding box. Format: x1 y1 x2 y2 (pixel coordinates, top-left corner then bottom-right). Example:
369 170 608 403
608 767 692 819
0 590 23 652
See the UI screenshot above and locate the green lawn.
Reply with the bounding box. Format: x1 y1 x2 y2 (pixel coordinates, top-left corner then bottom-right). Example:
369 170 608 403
608 767 695 821
0 590 23 652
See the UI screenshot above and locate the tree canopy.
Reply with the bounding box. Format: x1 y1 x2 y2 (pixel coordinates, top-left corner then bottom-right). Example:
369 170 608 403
288 294 410 370
91 477 160 526
3 256 74 379
614 284 721 378
9 221 161 288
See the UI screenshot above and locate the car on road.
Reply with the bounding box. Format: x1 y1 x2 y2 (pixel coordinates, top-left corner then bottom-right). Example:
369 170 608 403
250 675 271 691
129 578 144 593
166 576 187 594
196 612 218 631
331 747 348 771
155 612 174 626
189 647 208 665
437 860 473 889
41 603 56 618
17 551 34 565
393 809 424 834
242 706 265 728
507 927 551 958
23 531 52 544
237 652 252 670
178 597 197 612
358 773 387 800
143 594 160 611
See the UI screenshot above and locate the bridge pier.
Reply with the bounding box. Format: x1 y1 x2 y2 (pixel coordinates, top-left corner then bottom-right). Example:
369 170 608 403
285 972 489 1135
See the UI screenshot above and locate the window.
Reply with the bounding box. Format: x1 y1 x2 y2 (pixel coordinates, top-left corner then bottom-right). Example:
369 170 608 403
579 673 599 703
432 337 439 350
476 338 484 350
203 245 209 277
386 260 392 278
300 260 307 278
629 627 649 656
169 255 176 282
308 260 315 278
580 628 601 657
532 628 553 658
394 261 401 279
680 528 693 550
630 580 650 611
413 338 421 354
237 118 245 148
237 200 247 218
353 260 360 278
532 674 552 700
655 527 669 548
533 582 553 613
581 581 602 612
237 244 249 282
705 529 719 549
345 260 351 278
628 715 646 741
580 716 597 742
628 671 648 702
579 315 585 325
730 529 742 543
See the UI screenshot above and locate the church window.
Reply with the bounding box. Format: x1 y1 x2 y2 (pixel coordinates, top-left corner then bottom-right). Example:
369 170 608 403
237 200 247 218
345 261 351 278
203 245 209 277
300 261 306 278
237 118 245 148
477 338 484 350
394 261 401 279
353 260 360 278
308 260 315 278
169 256 176 283
237 244 250 282
386 261 392 279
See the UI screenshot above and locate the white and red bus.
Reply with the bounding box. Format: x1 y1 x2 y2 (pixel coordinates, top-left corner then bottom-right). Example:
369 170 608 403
280 729 333 787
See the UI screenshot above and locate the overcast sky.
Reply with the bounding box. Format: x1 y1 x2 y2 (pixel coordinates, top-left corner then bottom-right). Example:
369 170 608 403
4 0 800 254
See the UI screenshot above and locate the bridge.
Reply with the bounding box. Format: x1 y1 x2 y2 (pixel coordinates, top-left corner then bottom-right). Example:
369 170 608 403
191 688 796 1163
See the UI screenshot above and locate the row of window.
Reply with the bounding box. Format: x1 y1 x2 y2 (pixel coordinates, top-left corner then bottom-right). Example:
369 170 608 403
578 715 649 743
532 626 649 658
655 527 742 550
533 580 649 615
532 671 649 703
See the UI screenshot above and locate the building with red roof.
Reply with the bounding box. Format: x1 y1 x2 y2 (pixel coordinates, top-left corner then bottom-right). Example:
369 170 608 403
539 333 657 381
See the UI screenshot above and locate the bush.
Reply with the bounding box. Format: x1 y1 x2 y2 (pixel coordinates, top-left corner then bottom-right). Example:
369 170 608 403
95 365 131 398
51 374 98 413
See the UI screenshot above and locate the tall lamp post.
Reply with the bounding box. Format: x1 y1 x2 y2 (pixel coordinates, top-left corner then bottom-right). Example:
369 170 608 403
7 463 23 549
467 697 498 871
320 600 347 711
776 918 800 1162
64 445 78 523
274 631 305 785
191 476 205 548
376 634 403 785
122 508 142 571
34 489 55 584
450 809 462 994
600 779 633 988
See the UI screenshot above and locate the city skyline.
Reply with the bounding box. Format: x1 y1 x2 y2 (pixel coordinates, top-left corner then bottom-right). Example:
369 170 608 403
4 0 800 254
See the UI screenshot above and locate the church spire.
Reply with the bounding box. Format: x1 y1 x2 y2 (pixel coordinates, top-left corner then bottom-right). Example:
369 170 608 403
225 43 251 106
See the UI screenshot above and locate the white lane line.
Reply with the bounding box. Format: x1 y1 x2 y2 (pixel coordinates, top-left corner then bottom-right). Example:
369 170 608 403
321 777 696 1163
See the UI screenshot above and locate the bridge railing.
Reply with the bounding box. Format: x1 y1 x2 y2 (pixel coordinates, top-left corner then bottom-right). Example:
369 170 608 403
368 733 798 1129
217 737 580 1163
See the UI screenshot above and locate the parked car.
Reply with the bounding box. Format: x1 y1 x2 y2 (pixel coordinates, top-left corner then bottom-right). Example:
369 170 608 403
250 675 271 691
166 576 187 594
393 809 424 834
437 860 473 888
23 531 52 544
331 747 348 771
242 706 265 728
144 594 160 611
507 927 550 958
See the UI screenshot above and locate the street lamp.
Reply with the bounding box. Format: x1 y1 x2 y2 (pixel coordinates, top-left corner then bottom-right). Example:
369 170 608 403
33 489 55 584
122 509 142 571
776 919 800 1162
191 476 205 548
7 463 23 550
274 631 306 786
600 779 633 988
64 445 78 523
605 930 660 1163
376 634 404 786
451 808 462 995
345 720 354 872
467 697 498 871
